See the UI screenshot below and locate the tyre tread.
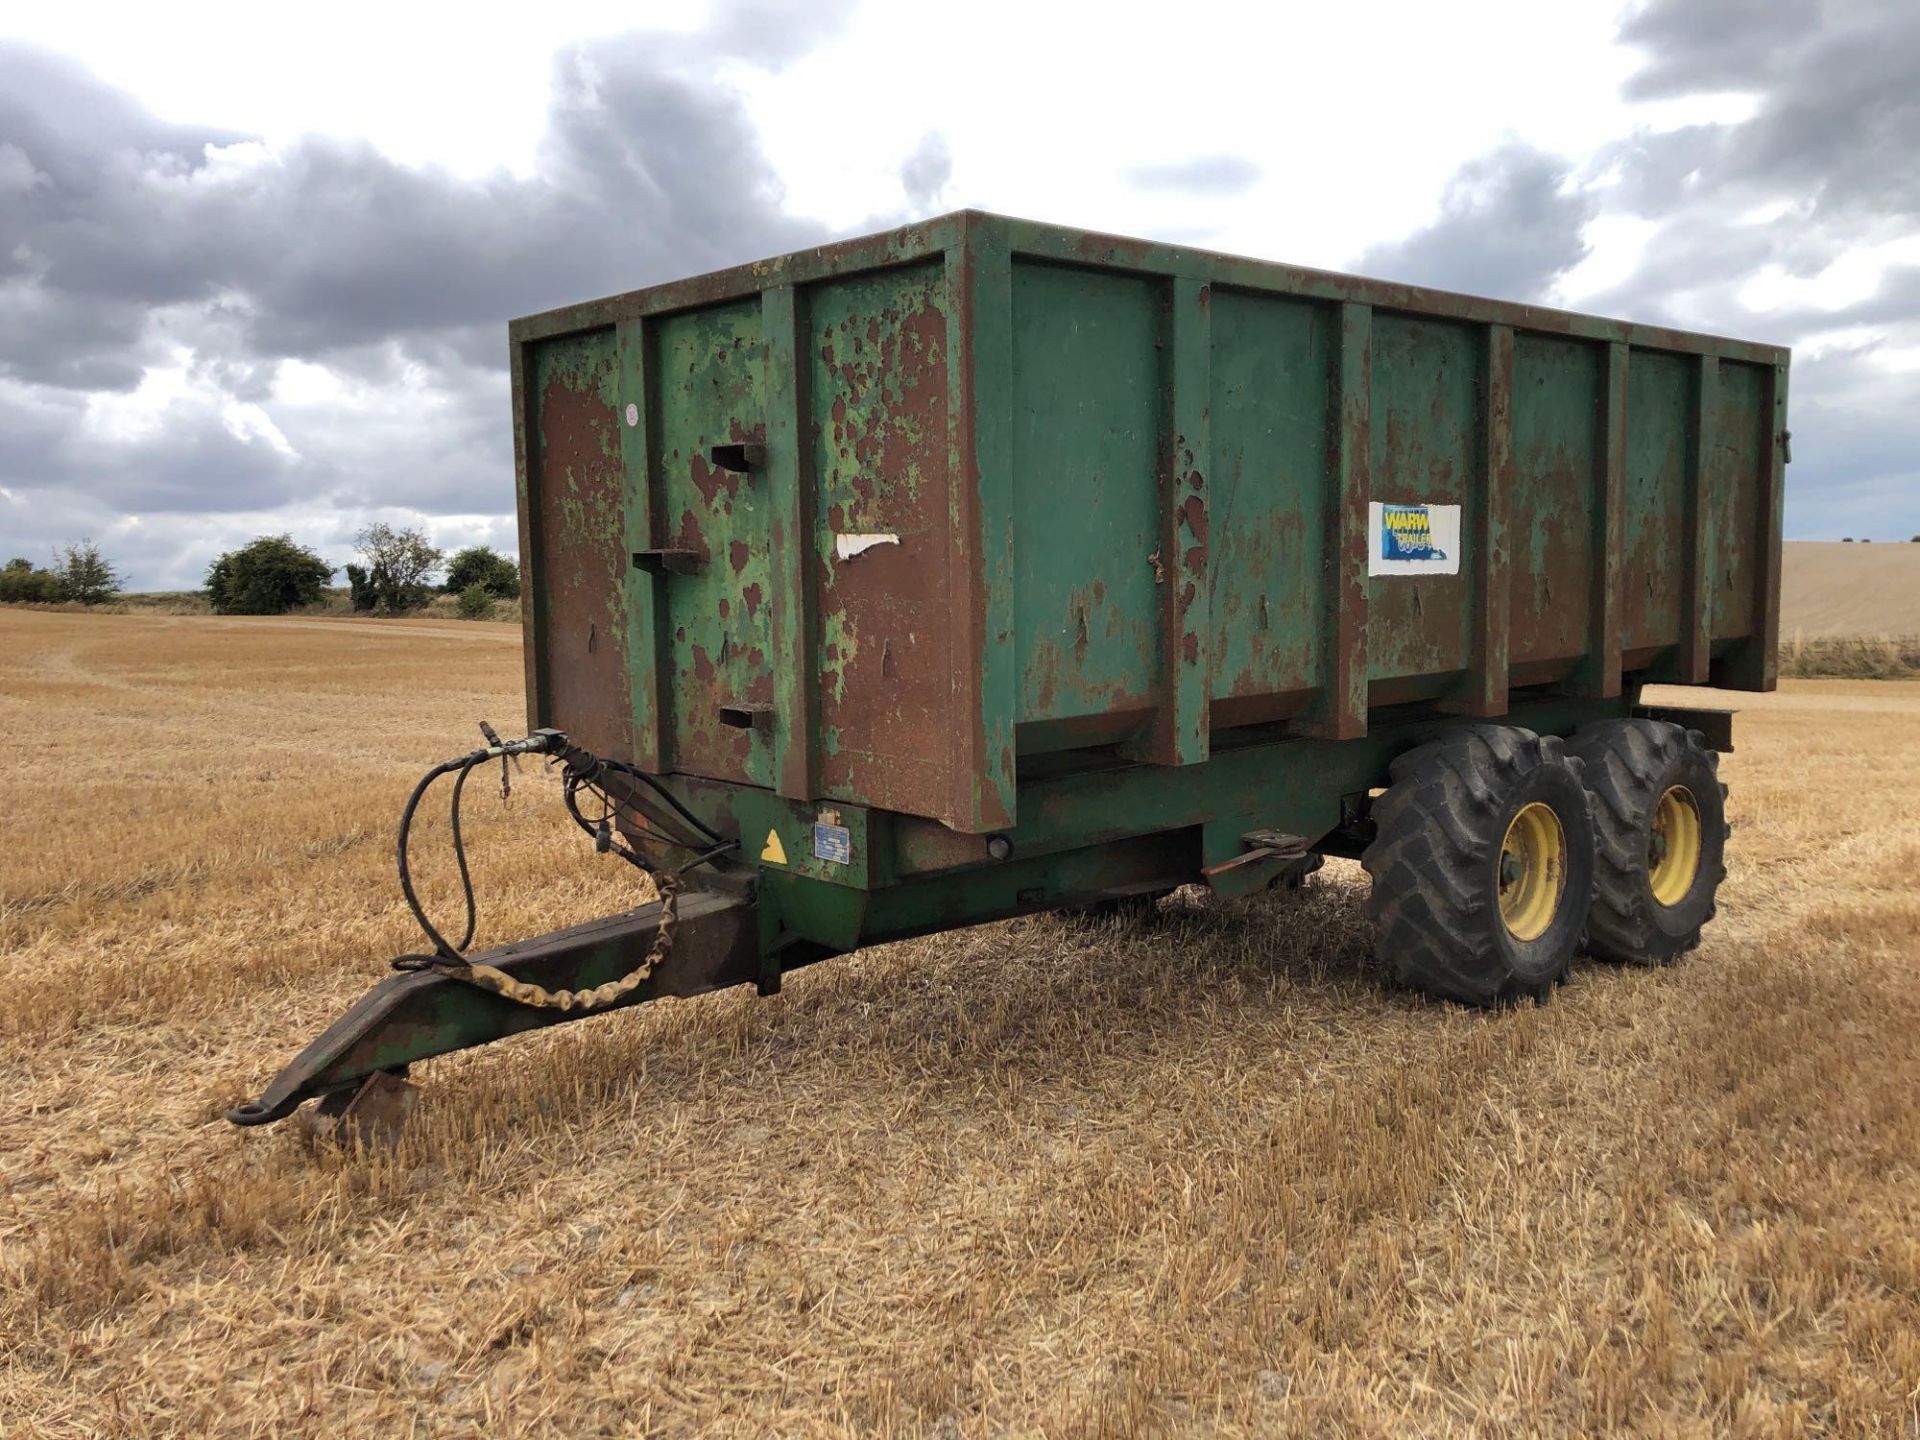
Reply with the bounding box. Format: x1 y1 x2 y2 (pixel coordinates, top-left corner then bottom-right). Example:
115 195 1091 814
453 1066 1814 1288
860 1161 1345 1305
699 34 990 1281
1364 725 1592 1008
1565 719 1730 965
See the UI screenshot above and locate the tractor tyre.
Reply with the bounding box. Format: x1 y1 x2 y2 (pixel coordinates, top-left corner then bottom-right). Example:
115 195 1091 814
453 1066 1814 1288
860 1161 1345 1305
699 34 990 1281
1565 719 1728 964
1363 725 1596 1007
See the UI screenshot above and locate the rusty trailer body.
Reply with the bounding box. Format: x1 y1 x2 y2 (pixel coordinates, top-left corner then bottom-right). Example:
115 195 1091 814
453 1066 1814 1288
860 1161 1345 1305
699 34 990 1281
514 210 1784 936
232 212 1787 1130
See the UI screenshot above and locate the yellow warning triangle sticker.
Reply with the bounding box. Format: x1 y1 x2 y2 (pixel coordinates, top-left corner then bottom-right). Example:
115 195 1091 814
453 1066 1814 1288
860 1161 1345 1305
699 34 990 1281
759 828 787 865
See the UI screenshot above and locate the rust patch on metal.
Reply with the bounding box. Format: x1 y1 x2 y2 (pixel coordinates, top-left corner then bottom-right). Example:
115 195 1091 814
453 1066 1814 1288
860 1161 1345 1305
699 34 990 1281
812 265 956 819
530 337 631 760
689 451 738 506
1180 492 1209 546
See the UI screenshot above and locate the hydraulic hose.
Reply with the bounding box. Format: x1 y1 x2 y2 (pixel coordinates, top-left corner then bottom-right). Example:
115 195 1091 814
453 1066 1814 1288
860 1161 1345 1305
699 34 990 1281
390 728 735 975
394 751 486 960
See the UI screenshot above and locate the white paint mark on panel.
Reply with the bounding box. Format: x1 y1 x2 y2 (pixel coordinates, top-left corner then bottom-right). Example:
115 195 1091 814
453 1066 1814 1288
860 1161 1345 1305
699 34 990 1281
834 532 900 562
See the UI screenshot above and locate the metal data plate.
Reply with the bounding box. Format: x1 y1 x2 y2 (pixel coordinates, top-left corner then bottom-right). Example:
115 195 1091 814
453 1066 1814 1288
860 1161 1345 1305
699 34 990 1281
813 822 853 865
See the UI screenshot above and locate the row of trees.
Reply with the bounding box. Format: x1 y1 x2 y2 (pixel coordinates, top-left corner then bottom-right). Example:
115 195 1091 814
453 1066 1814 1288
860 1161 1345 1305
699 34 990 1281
0 542 121 605
0 531 520 618
207 526 521 617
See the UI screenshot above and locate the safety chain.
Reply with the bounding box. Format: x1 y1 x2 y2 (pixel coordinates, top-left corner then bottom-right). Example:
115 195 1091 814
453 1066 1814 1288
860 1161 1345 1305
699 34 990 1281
433 869 679 1012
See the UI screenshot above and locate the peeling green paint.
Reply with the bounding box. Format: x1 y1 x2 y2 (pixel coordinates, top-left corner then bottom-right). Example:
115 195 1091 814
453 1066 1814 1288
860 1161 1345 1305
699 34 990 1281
655 299 773 788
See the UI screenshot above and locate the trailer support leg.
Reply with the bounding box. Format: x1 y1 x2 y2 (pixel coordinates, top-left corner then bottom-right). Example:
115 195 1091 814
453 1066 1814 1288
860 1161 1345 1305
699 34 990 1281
304 1068 419 1148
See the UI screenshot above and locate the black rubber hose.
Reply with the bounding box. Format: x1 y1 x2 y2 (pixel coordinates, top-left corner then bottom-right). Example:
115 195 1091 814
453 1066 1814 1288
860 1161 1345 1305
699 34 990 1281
560 770 610 845
674 840 740 875
591 757 724 845
445 754 479 952
395 751 485 960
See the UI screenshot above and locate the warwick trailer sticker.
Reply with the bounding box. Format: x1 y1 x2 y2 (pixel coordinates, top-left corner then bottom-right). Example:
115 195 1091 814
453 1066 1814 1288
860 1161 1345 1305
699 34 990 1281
1368 502 1462 576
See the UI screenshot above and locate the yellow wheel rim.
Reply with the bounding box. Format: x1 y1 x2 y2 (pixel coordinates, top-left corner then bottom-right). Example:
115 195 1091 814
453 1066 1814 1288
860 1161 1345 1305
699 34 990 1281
1499 802 1567 943
1648 785 1702 906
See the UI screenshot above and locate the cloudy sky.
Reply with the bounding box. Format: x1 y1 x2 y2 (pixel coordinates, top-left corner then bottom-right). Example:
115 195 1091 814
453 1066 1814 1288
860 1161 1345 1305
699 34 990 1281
2 0 1914 588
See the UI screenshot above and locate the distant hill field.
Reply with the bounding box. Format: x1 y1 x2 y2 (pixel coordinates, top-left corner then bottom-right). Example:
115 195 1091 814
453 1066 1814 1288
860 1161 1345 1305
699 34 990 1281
1782 541 1920 638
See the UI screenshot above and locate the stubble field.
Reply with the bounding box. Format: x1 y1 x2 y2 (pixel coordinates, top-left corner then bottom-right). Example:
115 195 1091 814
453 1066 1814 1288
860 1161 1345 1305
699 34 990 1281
1 607 1917 1437
1781 542 1920 638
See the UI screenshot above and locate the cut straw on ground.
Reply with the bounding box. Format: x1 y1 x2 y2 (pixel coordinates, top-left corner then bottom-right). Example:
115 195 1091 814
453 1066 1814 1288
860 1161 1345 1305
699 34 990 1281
2 609 1917 1437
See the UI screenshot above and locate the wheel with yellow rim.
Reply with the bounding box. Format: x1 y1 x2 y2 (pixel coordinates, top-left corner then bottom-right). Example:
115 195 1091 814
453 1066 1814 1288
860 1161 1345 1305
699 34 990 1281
1363 725 1596 1007
1566 720 1728 964
1498 802 1568 942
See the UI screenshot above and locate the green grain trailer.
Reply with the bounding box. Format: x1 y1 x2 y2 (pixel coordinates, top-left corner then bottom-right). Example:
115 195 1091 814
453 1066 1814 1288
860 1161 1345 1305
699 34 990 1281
231 212 1788 1136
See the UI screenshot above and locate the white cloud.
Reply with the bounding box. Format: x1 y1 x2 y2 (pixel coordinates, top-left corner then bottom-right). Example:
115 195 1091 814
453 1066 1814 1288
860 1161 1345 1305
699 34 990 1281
1625 90 1764 133
81 360 196 443
1553 214 1659 308
271 359 348 406
1737 234 1920 315
221 400 295 456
